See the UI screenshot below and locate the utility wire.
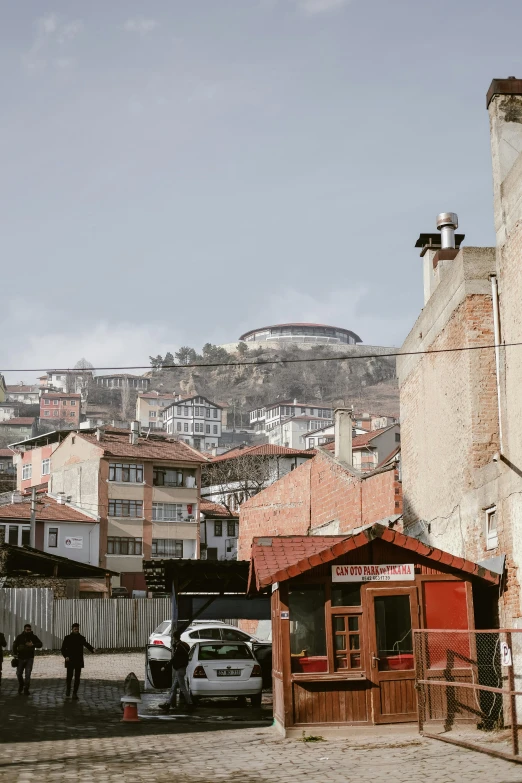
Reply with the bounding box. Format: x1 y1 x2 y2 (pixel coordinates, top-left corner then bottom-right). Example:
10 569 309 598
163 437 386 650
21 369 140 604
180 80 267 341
1 340 519 373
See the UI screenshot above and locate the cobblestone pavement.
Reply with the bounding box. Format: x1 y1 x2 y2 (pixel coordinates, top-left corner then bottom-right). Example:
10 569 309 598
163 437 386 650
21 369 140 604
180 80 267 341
1 653 522 783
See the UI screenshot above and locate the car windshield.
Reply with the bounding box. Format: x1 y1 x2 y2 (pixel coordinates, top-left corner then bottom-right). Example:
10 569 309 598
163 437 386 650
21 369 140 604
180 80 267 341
198 644 253 661
153 621 171 635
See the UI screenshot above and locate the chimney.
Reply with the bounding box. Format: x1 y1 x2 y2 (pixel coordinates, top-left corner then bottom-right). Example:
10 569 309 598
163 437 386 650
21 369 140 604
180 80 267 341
95 427 104 442
129 420 140 446
334 407 353 466
57 492 66 505
416 215 464 305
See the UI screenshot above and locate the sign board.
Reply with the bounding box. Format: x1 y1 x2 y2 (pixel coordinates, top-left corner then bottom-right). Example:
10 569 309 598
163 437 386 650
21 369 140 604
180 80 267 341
280 611 289 620
64 536 83 549
501 642 512 667
332 564 415 582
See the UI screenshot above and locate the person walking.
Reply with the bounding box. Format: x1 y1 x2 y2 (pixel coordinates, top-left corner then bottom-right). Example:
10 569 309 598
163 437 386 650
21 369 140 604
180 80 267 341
159 629 194 712
61 623 95 700
0 630 6 688
13 624 42 695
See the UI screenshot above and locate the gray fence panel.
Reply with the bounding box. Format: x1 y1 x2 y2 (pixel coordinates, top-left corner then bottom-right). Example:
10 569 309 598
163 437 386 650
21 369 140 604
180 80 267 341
53 598 172 649
0 588 54 650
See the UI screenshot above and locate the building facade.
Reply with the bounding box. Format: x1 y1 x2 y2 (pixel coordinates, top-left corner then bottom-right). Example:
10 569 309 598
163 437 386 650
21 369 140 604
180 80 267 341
250 400 333 435
239 323 362 346
39 370 92 398
136 392 177 432
396 77 522 629
0 418 37 442
163 395 222 450
40 392 81 427
94 374 150 390
268 416 333 449
0 402 20 422
5 384 40 405
49 427 206 592
200 499 239 561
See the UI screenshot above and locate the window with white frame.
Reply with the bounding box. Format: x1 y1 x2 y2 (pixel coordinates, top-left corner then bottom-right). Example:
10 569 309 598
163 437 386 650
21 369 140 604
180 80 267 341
109 463 144 482
22 464 32 480
152 503 183 521
485 507 498 550
41 458 51 476
152 539 183 557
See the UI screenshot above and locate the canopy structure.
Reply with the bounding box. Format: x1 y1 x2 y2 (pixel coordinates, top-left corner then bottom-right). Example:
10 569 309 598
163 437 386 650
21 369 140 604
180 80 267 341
1 542 117 580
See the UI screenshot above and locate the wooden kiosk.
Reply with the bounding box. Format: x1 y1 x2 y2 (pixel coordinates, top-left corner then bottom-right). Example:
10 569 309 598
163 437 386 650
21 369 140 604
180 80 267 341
247 524 499 735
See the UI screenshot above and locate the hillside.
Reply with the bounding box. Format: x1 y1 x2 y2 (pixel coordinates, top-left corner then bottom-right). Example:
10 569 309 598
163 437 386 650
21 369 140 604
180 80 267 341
148 343 399 421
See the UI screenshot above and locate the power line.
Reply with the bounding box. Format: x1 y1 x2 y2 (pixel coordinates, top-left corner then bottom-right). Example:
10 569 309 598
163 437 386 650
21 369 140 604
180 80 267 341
1 340 520 374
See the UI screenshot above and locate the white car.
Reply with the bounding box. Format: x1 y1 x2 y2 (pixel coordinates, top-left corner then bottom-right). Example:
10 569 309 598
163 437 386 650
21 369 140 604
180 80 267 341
186 641 263 706
148 620 268 663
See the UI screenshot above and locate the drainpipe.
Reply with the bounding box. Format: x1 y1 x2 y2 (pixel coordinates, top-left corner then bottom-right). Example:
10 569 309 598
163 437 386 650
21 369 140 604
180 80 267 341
490 274 503 455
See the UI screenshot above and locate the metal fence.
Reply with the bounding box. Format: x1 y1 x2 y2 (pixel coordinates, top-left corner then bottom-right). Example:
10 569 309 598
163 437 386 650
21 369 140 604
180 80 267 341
414 629 522 763
0 588 54 649
54 598 172 649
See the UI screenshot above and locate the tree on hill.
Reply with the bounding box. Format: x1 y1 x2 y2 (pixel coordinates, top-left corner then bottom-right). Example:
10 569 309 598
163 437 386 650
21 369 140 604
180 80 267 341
175 347 198 365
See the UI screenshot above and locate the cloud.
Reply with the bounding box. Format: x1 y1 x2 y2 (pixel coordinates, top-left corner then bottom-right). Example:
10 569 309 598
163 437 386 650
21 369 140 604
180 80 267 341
291 0 352 15
0 317 177 385
24 13 83 72
123 17 158 35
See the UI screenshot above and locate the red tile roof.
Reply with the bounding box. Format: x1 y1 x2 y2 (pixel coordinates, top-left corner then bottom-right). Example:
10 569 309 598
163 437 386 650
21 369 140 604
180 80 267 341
6 385 38 393
0 495 96 523
200 499 237 519
0 418 35 427
78 430 208 463
248 525 499 592
40 393 81 400
210 444 315 462
0 448 15 457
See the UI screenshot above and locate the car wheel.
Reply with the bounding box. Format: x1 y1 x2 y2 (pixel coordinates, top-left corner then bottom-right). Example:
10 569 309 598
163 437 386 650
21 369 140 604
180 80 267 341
249 693 262 707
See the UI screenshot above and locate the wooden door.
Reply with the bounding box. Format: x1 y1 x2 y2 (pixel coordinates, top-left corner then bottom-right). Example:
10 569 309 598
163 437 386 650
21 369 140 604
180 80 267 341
367 586 419 724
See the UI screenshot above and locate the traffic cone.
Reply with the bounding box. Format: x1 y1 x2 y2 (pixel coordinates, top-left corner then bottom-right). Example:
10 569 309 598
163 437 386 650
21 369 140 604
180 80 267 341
121 701 140 722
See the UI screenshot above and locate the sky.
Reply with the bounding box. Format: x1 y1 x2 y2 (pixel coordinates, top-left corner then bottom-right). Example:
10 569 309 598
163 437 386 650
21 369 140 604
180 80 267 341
2 0 522 383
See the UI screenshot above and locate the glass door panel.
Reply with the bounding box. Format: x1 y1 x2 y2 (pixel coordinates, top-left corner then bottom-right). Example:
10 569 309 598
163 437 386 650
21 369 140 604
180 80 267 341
374 594 414 671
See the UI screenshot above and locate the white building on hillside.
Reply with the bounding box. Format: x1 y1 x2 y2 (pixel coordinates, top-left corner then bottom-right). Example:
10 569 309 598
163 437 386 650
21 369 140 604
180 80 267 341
250 399 333 435
163 395 222 451
136 392 178 432
268 415 333 449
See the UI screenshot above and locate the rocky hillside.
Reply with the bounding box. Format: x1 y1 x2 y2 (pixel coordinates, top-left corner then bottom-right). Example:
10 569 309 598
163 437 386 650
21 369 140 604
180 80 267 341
149 344 399 422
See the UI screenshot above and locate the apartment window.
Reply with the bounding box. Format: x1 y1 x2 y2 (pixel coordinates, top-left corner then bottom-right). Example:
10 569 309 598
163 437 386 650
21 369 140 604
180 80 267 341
109 463 144 483
70 400 76 406
177 422 181 431
22 464 32 480
41 458 51 476
486 507 498 550
43 399 49 406
206 409 211 418
153 468 183 487
149 411 157 418
213 409 218 418
108 500 143 518
213 425 218 434
227 521 237 537
21 526 30 546
184 408 189 417
152 539 183 558
62 400 67 406
184 423 188 432
206 425 210 434
107 536 142 555
69 412 75 417
214 521 222 537
48 527 58 548
53 400 59 405
53 411 59 417
152 502 183 521
44 411 50 416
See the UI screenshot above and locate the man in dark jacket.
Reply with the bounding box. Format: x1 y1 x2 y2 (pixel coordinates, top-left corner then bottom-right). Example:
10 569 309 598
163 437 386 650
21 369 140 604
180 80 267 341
13 624 43 695
158 629 193 712
0 631 6 688
61 623 95 700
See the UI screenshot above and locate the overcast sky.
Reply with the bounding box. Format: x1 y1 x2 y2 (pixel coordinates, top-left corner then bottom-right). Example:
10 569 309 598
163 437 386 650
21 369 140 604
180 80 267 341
1 0 522 383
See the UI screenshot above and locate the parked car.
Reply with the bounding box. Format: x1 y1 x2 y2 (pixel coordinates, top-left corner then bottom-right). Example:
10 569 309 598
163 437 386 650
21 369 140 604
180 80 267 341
147 620 272 688
186 642 263 706
111 587 129 598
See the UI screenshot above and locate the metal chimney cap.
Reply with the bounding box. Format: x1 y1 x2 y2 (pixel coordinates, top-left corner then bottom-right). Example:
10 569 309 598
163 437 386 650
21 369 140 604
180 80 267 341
436 212 458 231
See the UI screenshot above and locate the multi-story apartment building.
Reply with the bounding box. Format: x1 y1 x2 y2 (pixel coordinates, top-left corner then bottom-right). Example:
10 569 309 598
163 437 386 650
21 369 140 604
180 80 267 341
40 392 81 427
353 412 398 432
136 392 177 432
39 370 92 399
5 383 40 405
268 415 334 449
0 418 37 442
163 396 222 451
49 425 207 592
249 400 333 435
200 499 239 561
94 373 150 390
0 402 20 422
10 429 76 494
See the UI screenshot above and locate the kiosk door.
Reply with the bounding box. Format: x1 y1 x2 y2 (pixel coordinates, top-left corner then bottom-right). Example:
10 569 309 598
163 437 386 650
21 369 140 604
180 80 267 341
367 587 419 723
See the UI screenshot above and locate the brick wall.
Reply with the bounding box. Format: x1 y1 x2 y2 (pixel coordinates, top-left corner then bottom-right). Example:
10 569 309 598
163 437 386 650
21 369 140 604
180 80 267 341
238 450 401 560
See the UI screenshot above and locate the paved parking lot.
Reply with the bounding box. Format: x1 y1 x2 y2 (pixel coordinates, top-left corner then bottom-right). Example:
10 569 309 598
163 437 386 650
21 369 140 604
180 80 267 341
1 653 522 783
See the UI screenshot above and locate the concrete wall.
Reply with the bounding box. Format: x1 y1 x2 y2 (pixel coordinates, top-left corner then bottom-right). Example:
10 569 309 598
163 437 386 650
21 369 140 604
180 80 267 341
42 520 99 566
238 450 401 559
49 433 101 514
